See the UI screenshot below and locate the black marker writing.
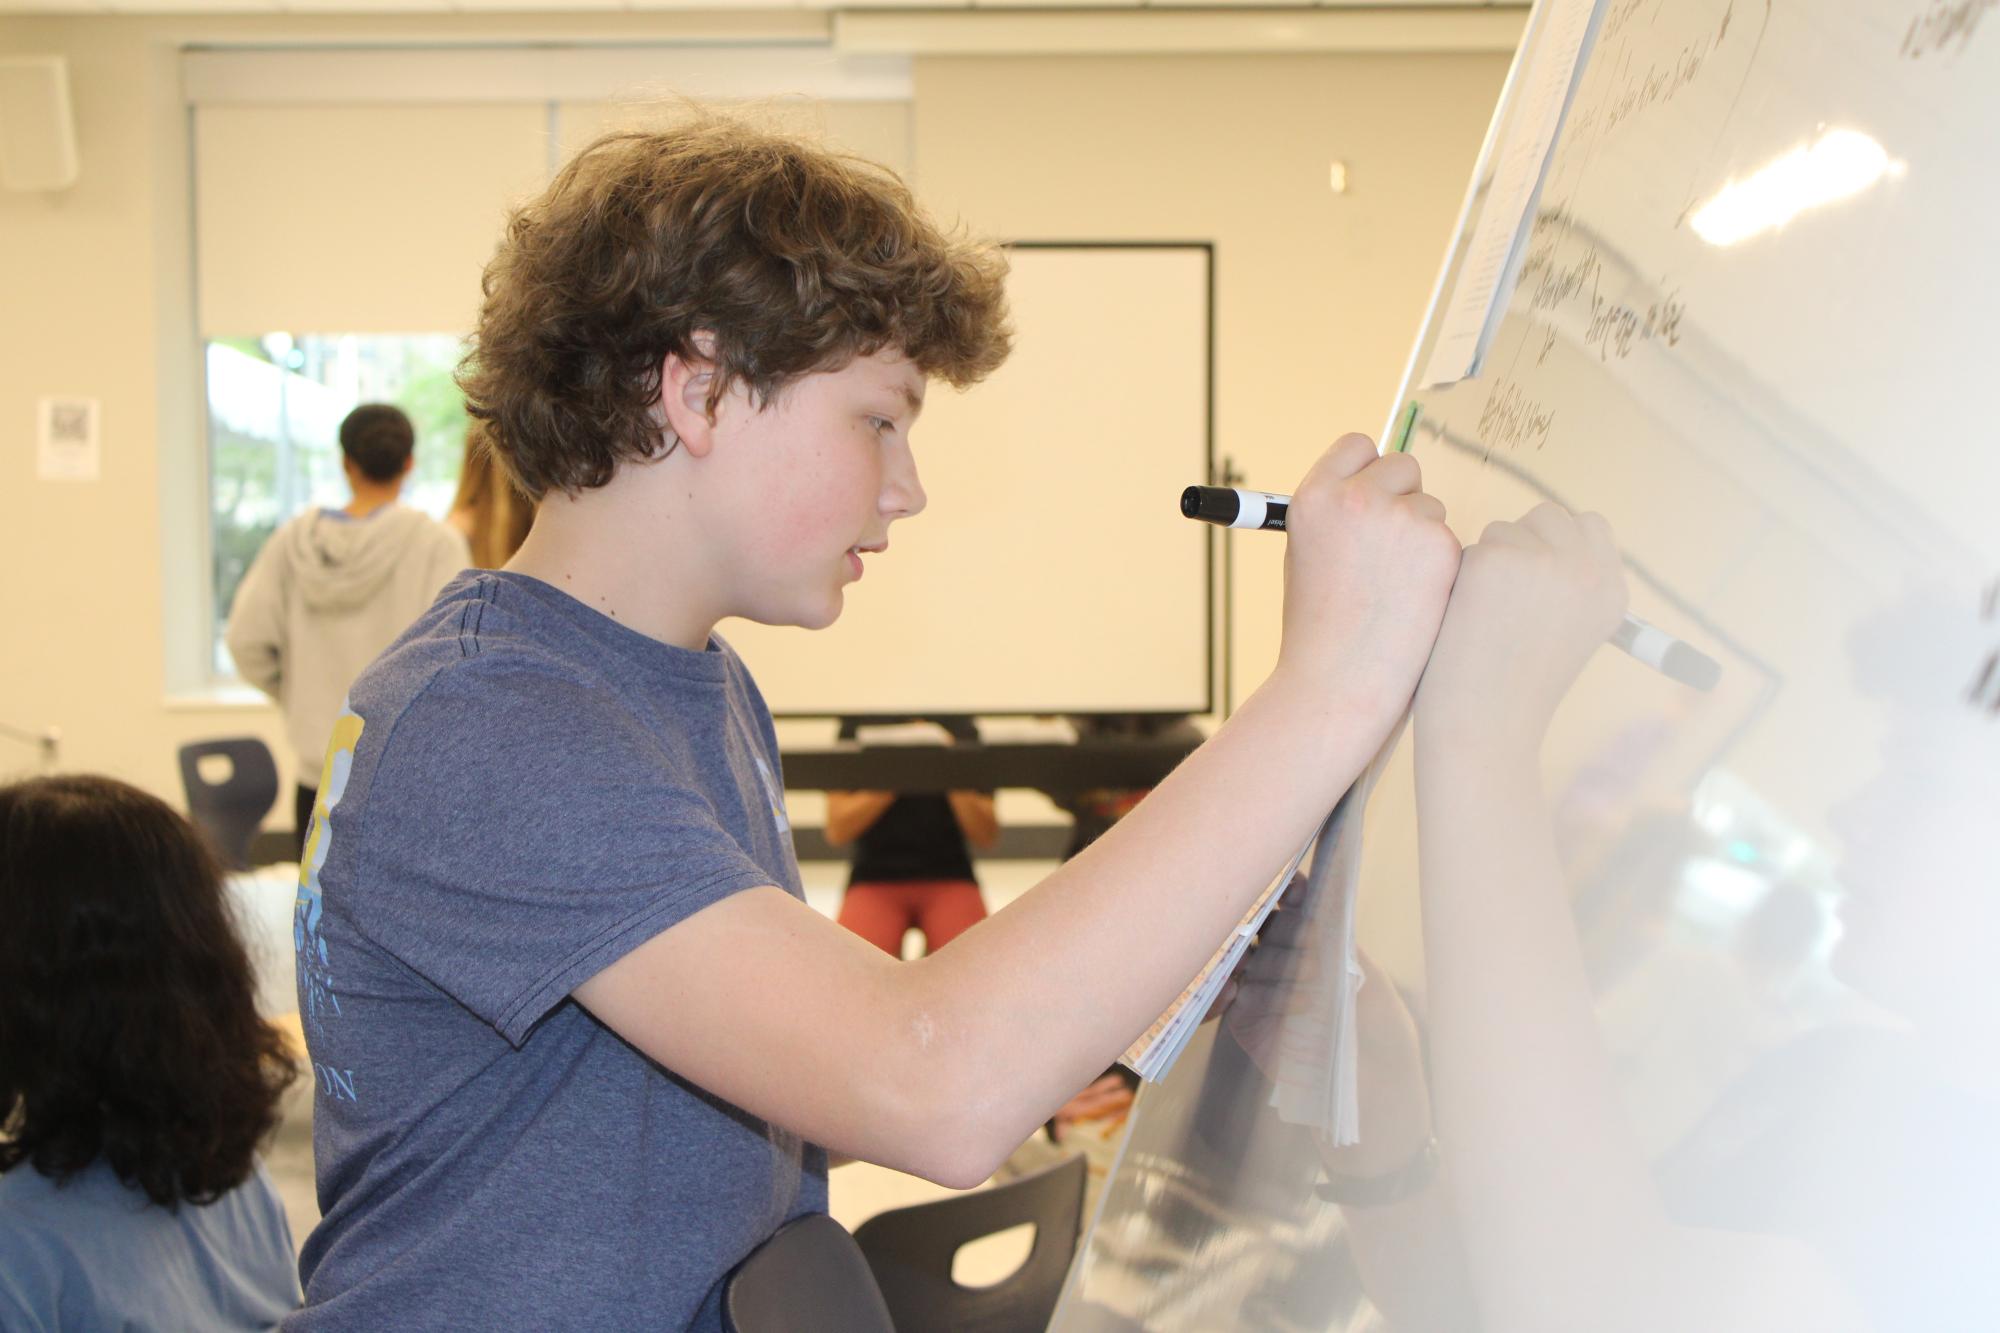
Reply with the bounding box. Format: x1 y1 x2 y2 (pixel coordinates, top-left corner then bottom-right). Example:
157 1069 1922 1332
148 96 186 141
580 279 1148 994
1903 0 1998 58
1478 380 1559 454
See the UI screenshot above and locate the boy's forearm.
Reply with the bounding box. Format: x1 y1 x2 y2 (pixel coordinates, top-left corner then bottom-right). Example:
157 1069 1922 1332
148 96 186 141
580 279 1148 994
576 667 1397 1191
905 672 1402 1174
1411 720 1666 1329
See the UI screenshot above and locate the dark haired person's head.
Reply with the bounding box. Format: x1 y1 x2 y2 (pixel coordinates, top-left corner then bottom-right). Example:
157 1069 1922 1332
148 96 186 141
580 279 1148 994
0 774 298 1208
458 112 1012 502
338 403 417 485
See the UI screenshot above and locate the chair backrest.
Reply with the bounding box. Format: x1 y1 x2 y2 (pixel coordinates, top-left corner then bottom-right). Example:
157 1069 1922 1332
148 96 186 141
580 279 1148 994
176 738 279 870
724 1213 897 1333
852 1153 1088 1333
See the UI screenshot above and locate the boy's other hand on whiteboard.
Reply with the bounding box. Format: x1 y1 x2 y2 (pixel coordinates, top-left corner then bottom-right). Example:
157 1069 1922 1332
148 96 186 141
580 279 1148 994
1418 502 1628 753
1274 434 1460 723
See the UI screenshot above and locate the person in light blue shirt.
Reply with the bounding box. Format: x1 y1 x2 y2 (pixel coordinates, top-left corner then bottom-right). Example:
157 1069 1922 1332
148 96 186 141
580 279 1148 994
0 775 302 1331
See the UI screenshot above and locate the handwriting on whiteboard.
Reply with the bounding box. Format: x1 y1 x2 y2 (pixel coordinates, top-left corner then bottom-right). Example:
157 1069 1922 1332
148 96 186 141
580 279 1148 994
1969 580 2000 714
1600 0 1655 44
1519 205 1687 366
1524 203 1599 316
1477 380 1559 454
1586 288 1686 362
1903 0 1998 58
1569 2 1738 145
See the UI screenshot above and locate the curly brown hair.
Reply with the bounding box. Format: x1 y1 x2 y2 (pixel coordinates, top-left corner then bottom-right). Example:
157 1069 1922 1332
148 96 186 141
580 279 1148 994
458 113 1013 500
0 775 299 1208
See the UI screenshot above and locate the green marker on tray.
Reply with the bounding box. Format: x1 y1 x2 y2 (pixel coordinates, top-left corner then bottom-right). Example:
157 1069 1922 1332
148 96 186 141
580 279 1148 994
1390 399 1422 453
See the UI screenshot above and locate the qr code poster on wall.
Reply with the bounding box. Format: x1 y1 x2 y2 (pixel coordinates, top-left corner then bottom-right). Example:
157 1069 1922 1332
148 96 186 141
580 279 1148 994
37 396 100 482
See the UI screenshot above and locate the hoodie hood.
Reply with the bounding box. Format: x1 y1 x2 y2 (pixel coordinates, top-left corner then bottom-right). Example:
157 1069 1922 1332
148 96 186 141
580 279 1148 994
285 505 443 613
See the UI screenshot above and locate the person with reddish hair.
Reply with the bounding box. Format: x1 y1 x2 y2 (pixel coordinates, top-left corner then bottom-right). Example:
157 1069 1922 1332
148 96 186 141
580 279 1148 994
446 420 534 570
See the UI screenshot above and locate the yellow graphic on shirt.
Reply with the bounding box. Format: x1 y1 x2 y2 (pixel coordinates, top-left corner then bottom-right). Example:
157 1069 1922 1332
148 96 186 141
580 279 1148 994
300 709 365 882
297 705 364 1035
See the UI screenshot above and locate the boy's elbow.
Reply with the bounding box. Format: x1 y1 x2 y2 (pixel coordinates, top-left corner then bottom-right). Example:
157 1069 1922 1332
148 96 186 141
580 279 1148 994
917 1105 1021 1190
885 1111 1014 1191
860 1054 1023 1190
922 1153 1002 1193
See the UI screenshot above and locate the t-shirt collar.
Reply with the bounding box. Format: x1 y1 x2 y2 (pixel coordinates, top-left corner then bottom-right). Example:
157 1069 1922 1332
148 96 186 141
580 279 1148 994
481 570 732 685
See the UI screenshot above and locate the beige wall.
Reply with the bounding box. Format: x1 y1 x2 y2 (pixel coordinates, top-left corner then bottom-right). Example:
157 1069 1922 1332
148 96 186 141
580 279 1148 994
911 53 1505 699
0 20 285 800
0 17 1505 815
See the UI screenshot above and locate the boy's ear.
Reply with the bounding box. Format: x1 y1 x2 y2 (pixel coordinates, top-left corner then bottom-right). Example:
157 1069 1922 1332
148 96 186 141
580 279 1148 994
659 335 722 459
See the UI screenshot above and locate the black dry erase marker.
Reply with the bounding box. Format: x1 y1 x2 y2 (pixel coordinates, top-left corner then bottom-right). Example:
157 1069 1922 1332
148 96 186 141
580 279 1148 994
1180 486 1290 531
1177 485 1723 692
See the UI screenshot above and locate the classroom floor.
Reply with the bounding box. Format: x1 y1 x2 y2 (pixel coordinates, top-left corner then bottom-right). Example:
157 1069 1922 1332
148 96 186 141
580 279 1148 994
262 859 1060 1285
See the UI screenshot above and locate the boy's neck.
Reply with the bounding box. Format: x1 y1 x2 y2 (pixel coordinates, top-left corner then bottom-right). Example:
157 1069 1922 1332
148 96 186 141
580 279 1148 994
505 459 721 652
343 487 400 519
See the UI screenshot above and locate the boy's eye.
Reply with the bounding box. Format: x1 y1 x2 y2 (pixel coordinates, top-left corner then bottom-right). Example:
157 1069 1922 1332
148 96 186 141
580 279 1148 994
868 417 896 435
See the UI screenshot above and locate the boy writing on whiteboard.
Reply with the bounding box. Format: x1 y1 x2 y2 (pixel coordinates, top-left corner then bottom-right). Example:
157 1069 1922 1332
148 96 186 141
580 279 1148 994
286 115 1483 1331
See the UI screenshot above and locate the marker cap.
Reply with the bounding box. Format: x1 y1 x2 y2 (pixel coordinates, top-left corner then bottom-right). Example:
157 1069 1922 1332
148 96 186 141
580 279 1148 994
1181 486 1241 525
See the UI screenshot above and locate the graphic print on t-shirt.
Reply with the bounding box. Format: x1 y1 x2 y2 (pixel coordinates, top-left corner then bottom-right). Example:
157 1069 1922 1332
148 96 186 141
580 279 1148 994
752 752 789 833
298 704 364 1041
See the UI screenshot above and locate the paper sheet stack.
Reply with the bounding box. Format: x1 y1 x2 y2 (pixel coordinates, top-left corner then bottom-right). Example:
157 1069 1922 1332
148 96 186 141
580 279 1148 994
1117 834 1313 1085
1118 732 1403 1148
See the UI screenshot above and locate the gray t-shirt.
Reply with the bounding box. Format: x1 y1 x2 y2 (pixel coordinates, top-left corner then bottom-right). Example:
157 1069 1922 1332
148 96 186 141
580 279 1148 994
0 1159 299 1331
287 571 825 1331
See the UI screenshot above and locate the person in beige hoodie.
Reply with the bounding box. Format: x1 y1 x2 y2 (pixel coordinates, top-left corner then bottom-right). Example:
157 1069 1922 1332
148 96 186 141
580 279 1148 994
226 404 469 856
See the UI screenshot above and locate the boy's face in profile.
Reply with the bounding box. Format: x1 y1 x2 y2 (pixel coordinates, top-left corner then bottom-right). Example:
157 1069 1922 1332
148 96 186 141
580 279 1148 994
699 347 929 632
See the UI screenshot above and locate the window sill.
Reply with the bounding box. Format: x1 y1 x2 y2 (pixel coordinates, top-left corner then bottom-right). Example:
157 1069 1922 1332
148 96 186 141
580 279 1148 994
164 684 274 712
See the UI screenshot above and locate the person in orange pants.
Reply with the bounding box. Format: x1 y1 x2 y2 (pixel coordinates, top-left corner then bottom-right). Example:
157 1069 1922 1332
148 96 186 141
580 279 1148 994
825 717 998 957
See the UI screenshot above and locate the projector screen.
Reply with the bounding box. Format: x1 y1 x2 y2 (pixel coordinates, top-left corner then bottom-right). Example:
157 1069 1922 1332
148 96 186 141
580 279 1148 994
721 243 1214 718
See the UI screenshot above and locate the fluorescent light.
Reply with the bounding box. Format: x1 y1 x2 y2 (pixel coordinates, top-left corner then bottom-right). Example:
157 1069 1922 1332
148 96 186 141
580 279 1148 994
1690 128 1903 247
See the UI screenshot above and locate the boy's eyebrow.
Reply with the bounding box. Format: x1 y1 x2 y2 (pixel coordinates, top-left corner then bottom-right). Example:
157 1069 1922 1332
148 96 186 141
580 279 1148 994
899 384 927 415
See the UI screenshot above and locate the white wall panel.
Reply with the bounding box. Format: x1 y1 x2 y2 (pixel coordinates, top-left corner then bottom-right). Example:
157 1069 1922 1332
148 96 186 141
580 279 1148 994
195 102 549 334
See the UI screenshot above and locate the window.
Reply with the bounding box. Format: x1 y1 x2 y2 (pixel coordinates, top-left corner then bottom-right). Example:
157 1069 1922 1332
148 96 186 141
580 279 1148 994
206 333 468 676
185 69 912 690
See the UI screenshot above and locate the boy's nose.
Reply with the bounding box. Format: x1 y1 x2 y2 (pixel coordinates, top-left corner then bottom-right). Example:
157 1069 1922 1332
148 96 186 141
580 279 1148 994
883 444 927 520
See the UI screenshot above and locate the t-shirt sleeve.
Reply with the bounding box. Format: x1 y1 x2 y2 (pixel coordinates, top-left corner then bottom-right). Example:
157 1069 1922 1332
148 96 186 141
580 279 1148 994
0 1284 49 1333
343 660 779 1046
0 1223 58 1333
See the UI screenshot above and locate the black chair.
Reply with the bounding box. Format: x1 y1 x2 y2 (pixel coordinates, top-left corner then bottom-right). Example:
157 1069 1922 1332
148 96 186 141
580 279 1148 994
724 1213 896 1333
177 737 279 870
853 1154 1089 1333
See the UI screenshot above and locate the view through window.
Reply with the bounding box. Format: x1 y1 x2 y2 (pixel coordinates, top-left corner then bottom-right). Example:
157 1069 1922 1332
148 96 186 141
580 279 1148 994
206 333 468 677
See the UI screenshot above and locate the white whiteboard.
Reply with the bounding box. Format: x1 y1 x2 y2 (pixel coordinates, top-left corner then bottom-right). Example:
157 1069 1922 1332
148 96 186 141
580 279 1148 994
1064 4 2000 1330
720 244 1212 717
